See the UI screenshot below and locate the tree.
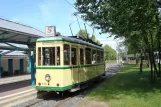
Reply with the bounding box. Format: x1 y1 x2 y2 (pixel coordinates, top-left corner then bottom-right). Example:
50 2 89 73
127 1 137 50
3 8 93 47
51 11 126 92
76 30 101 45
90 34 96 42
75 0 161 82
104 45 117 60
76 30 89 40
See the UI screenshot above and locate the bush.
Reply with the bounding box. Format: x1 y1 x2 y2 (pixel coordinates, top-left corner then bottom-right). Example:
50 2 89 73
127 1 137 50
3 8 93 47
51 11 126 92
14 70 20 75
1 71 10 77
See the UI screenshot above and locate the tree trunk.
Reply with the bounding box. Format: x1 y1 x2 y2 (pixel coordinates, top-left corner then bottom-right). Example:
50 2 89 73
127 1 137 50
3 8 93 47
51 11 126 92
152 55 156 82
134 53 137 64
158 38 161 77
150 33 156 82
158 49 161 77
139 52 143 74
143 33 154 82
149 51 153 82
145 53 150 68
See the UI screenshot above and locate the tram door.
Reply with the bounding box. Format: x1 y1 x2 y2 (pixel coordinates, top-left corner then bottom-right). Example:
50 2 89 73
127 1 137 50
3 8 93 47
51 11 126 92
71 47 79 83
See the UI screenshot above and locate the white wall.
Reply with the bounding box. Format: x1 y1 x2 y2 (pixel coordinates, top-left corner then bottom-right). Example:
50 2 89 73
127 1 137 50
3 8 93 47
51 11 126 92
1 56 27 74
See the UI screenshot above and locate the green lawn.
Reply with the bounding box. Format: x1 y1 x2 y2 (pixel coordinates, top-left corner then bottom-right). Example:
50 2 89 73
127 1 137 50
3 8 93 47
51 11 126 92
105 60 117 64
86 64 161 107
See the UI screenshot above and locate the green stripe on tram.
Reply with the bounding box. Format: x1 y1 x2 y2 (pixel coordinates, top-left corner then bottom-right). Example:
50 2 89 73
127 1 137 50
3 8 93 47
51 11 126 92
36 85 73 91
36 64 104 69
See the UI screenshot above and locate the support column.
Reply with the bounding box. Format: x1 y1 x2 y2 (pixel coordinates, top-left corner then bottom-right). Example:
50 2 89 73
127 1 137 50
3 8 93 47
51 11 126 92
0 55 2 78
30 51 36 86
28 55 31 72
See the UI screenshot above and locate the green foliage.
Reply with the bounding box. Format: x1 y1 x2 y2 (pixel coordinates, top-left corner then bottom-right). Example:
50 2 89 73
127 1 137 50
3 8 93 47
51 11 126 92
75 0 159 37
104 45 117 60
95 40 100 45
76 29 89 40
76 29 101 45
75 0 161 81
105 60 117 64
86 65 161 107
75 0 160 49
90 34 96 42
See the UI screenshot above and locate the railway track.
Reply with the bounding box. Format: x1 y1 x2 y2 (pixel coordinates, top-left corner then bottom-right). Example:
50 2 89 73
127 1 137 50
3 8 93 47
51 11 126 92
14 64 121 107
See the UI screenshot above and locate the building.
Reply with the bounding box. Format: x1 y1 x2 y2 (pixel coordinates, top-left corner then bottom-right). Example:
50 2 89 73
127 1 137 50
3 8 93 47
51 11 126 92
0 50 28 77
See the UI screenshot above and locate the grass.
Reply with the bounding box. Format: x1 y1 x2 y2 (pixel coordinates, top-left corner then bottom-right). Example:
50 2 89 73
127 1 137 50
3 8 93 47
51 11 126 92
85 64 161 107
105 60 117 64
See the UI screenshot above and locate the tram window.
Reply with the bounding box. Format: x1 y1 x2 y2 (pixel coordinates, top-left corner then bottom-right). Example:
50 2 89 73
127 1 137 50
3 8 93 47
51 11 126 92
92 50 96 64
38 48 41 66
43 47 55 66
101 51 104 63
43 47 49 65
64 44 70 65
85 48 91 64
71 47 77 65
57 47 60 65
97 51 100 63
80 48 84 65
50 47 55 65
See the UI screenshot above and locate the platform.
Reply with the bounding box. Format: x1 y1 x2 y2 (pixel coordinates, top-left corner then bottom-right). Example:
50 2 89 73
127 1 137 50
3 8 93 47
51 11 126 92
0 84 37 107
0 75 37 107
0 74 31 85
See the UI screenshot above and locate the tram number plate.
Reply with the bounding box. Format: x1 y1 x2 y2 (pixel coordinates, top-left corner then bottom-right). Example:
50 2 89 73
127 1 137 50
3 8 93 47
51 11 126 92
42 83 47 85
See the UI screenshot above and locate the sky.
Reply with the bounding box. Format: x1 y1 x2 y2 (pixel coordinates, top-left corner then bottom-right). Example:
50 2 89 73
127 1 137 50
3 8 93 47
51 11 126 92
0 0 119 51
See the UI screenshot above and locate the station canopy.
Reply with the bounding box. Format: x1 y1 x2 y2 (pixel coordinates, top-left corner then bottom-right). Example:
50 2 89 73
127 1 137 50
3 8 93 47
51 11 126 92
0 18 45 51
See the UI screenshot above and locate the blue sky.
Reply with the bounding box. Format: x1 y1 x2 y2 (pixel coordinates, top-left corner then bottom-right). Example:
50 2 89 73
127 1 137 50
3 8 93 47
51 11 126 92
0 0 118 50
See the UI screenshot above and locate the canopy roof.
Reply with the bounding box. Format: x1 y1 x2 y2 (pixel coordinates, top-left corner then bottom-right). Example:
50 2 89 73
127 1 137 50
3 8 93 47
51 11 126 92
0 18 45 46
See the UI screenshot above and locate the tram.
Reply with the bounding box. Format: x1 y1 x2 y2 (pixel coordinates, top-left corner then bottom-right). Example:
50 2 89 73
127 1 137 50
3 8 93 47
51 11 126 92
35 35 105 92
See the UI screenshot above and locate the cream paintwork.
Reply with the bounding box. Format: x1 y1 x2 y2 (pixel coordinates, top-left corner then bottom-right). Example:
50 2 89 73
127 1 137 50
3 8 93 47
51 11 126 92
36 41 105 88
36 65 104 88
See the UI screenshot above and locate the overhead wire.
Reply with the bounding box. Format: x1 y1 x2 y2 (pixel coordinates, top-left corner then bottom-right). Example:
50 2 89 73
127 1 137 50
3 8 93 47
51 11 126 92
62 0 95 30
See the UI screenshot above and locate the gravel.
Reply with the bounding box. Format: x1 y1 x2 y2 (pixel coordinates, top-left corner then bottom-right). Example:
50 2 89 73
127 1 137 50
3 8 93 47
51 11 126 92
12 64 122 107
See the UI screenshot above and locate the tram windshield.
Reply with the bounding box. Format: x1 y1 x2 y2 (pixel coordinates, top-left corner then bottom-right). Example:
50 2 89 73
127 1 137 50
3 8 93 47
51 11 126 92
37 47 60 66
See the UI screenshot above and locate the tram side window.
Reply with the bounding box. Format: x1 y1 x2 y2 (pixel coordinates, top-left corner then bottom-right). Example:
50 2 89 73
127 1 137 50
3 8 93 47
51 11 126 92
38 48 41 66
64 44 70 65
97 51 100 63
101 51 104 63
57 47 60 65
80 48 84 65
85 48 91 64
71 47 77 65
92 50 96 64
50 47 55 65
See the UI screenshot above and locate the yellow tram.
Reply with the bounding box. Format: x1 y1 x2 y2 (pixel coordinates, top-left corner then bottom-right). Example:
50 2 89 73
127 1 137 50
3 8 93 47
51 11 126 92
35 36 105 92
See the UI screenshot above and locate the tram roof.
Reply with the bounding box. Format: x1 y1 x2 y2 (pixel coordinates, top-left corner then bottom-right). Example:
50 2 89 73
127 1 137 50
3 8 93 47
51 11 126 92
37 36 104 50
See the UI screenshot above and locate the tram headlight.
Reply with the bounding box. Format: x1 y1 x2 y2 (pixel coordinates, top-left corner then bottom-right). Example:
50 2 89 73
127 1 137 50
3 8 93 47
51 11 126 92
45 74 51 81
